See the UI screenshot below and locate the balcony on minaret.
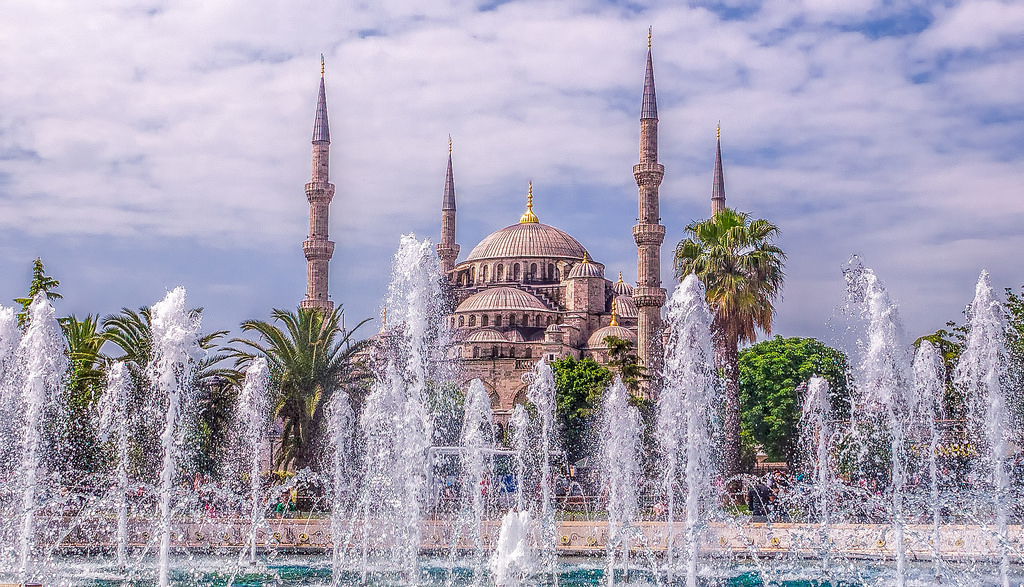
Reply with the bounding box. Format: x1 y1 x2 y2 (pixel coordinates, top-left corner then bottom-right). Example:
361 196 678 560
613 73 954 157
632 224 665 245
303 239 335 259
304 181 335 203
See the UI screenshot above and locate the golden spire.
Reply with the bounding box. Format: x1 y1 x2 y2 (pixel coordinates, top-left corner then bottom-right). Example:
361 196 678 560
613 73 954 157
448 135 452 155
648 26 652 50
717 121 720 140
610 298 619 326
321 54 325 77
519 180 539 224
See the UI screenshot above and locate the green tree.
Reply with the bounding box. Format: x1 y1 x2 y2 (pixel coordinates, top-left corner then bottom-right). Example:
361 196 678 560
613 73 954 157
102 306 231 477
738 336 851 467
674 207 786 478
550 356 611 464
15 258 62 327
51 314 108 478
603 335 646 396
230 306 369 472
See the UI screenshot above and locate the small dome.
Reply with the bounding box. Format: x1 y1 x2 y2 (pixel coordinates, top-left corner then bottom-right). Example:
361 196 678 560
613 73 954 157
465 329 507 343
614 295 638 319
456 287 549 313
567 256 604 279
587 325 637 349
545 323 562 333
465 223 589 262
612 272 634 296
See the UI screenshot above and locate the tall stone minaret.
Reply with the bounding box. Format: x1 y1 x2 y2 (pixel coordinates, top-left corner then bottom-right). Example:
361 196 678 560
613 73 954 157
711 124 727 216
437 137 460 275
301 56 335 312
632 29 667 385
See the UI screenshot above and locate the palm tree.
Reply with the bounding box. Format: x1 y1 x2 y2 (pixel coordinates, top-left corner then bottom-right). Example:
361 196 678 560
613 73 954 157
674 208 785 479
229 306 369 473
57 314 108 476
102 306 232 477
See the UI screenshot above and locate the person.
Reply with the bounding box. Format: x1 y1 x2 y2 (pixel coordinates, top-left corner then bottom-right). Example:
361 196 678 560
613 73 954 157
748 477 773 522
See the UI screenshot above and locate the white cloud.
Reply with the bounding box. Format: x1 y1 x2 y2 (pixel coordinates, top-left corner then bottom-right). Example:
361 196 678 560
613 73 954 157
0 0 1022 346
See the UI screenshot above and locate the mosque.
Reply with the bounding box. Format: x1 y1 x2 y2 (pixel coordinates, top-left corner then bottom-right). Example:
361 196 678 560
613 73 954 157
297 41 728 421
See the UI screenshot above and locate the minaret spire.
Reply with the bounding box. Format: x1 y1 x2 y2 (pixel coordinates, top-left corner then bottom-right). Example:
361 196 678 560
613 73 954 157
437 136 460 274
711 123 726 216
632 30 667 396
301 57 336 312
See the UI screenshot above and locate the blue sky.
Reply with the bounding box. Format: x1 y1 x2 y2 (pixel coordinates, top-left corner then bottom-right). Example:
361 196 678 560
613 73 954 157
1 0 1022 349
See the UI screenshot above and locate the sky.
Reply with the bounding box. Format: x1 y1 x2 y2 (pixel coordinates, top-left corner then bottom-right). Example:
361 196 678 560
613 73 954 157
1 0 1022 350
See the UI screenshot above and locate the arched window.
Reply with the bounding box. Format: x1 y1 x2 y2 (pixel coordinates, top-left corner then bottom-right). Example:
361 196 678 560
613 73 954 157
473 346 480 358
524 314 531 326
470 267 476 285
495 315 502 327
469 315 477 327
482 265 488 282
459 315 465 327
496 264 504 281
548 264 554 281
525 347 533 358
530 263 537 281
554 268 560 281
482 315 489 327
546 316 552 325
512 263 521 281
491 345 499 358
509 314 517 327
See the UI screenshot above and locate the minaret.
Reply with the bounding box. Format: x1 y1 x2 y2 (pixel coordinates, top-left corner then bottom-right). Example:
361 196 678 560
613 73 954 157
711 123 727 216
300 56 336 312
632 28 667 388
437 137 460 275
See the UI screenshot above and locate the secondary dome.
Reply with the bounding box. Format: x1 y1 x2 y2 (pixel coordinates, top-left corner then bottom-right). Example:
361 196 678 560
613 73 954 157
587 325 638 349
456 287 549 313
465 222 590 262
614 295 638 319
612 272 634 296
567 256 604 279
464 329 507 343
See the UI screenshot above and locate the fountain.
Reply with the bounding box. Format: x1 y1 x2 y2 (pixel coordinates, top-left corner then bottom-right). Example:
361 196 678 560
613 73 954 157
460 378 495 570
843 260 912 586
148 286 203 587
1 240 1022 587
911 340 945 575
96 361 133 568
598 376 642 584
14 294 68 584
954 270 1015 587
235 357 270 565
658 273 719 587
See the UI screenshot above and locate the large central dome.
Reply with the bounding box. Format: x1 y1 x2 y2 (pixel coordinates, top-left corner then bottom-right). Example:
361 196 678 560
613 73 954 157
465 222 590 262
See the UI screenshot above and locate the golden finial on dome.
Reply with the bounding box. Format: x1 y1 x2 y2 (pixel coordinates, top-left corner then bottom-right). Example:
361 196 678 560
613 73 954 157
617 271 624 282
610 298 619 326
582 252 589 263
519 181 539 224
648 27 652 50
321 54 325 77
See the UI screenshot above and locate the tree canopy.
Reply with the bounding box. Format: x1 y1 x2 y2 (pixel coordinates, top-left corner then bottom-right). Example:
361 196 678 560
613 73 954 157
550 356 611 464
674 207 786 478
738 336 850 467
